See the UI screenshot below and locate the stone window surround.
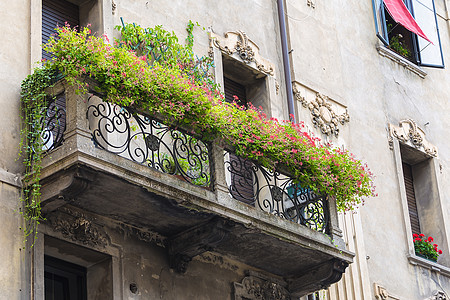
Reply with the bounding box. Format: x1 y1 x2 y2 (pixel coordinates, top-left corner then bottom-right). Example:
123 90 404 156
377 45 427 79
32 209 123 300
389 121 450 276
30 0 114 65
209 30 279 118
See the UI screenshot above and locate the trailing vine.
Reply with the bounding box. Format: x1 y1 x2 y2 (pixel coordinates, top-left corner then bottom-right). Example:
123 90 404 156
20 21 376 242
19 67 57 244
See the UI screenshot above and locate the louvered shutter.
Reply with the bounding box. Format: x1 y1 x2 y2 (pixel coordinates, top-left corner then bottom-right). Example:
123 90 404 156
223 77 254 205
224 77 247 106
402 162 421 234
42 0 79 61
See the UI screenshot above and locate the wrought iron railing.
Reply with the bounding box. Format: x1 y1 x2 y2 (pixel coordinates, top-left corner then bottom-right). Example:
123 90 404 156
40 90 329 233
42 93 66 152
224 152 329 233
86 97 212 188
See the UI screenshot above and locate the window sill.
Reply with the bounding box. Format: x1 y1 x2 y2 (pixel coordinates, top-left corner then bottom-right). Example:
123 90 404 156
407 253 450 277
376 45 427 79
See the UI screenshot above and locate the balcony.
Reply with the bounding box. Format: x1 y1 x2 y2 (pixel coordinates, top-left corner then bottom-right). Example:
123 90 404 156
38 79 353 297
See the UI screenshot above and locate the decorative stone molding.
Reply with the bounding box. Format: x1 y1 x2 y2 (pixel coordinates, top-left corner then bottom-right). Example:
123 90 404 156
374 283 400 300
118 224 166 248
377 45 427 78
293 83 349 137
234 271 290 300
47 208 109 248
388 119 437 156
197 252 239 271
425 291 447 300
307 0 316 8
210 31 275 76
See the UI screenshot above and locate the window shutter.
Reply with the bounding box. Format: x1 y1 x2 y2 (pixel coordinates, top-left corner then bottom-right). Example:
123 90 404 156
402 163 421 234
223 77 254 205
42 0 80 61
224 77 247 106
411 0 444 67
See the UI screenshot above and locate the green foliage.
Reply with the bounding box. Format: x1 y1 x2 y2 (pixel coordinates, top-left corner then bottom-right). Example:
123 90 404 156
386 23 411 59
413 234 442 261
19 67 56 245
21 21 376 226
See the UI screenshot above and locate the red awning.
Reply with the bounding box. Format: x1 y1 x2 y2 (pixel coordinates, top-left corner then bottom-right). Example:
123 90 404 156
383 0 433 44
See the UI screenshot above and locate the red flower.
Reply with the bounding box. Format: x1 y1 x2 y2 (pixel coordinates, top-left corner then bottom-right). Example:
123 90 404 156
413 233 419 238
438 250 443 254
419 234 425 237
428 236 434 242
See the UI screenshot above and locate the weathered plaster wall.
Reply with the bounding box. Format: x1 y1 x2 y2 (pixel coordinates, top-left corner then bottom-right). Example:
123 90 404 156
0 1 32 299
1 0 449 299
286 0 450 299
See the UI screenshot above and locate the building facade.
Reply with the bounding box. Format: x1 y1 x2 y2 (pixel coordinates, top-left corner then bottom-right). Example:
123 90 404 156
0 0 449 299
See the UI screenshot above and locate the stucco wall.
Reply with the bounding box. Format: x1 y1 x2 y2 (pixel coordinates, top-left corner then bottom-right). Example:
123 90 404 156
1 0 450 299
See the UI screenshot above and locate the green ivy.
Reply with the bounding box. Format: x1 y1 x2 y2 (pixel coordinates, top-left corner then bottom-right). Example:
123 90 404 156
19 67 56 245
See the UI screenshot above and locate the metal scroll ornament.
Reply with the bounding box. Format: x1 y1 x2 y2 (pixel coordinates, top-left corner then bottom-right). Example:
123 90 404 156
225 153 329 232
86 98 211 188
41 93 66 152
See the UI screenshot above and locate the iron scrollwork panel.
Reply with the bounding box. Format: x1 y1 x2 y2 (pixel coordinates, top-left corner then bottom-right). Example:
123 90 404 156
42 93 66 152
224 152 329 233
86 98 211 188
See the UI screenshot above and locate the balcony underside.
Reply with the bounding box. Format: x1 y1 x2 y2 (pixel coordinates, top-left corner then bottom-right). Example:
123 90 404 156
40 147 352 297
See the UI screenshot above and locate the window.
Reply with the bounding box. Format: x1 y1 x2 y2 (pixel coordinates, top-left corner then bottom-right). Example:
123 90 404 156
397 143 448 265
45 256 87 300
44 235 114 300
371 0 444 67
42 0 80 61
402 162 421 235
223 75 255 205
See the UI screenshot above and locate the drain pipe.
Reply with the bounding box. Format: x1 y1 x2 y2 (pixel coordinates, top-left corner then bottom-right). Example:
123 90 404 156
276 0 297 122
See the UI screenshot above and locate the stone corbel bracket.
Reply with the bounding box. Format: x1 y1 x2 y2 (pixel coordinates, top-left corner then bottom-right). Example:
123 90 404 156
388 119 437 157
293 82 349 137
168 218 234 273
209 30 275 76
374 283 400 300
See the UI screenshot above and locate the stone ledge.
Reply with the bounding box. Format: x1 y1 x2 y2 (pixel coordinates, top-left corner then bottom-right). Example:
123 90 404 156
0 168 22 188
376 45 427 79
407 253 450 277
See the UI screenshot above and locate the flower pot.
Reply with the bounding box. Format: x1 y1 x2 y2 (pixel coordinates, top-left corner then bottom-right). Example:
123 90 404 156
416 253 437 263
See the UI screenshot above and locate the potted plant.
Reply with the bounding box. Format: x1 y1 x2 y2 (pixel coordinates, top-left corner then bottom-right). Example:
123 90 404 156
413 233 443 262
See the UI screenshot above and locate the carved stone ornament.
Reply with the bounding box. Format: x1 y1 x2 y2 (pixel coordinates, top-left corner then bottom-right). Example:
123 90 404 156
111 0 116 14
210 31 275 76
388 119 437 156
47 208 109 248
374 283 400 300
307 0 316 8
118 224 166 248
425 291 447 300
293 85 349 137
234 271 290 300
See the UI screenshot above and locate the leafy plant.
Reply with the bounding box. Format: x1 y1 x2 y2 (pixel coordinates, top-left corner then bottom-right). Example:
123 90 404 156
386 23 411 59
20 20 376 240
19 67 57 244
413 233 442 261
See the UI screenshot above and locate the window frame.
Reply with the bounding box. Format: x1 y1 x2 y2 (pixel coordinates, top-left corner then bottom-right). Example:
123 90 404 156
371 0 444 68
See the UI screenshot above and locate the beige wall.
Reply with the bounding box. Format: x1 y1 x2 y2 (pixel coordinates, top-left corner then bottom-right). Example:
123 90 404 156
286 0 450 299
1 0 450 299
